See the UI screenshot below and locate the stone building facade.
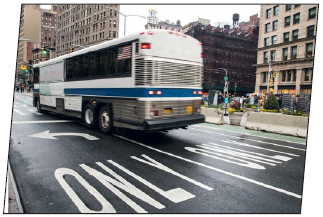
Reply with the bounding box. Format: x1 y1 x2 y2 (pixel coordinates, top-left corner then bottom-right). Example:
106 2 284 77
255 4 318 95
55 4 120 57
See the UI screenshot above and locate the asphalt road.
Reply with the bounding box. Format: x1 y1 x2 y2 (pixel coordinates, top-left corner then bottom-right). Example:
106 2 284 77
8 92 307 213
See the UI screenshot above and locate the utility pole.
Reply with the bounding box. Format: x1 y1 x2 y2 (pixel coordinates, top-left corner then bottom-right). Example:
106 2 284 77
266 60 272 94
219 68 229 116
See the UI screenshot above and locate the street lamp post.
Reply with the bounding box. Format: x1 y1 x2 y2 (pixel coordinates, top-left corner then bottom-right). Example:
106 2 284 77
104 6 145 36
266 60 272 94
218 68 229 116
234 80 242 95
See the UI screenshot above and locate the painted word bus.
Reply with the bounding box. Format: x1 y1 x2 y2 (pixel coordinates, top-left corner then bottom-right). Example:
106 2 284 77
33 30 204 133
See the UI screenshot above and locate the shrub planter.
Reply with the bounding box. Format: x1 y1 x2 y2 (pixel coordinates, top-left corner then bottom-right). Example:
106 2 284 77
229 112 244 126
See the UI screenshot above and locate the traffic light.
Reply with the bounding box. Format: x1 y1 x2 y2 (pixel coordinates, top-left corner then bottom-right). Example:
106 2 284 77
272 71 276 78
269 79 273 87
69 47 74 53
21 65 27 71
42 46 47 55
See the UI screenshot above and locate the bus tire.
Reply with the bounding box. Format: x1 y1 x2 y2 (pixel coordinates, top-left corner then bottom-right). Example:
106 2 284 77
98 105 114 134
36 98 42 113
83 104 98 129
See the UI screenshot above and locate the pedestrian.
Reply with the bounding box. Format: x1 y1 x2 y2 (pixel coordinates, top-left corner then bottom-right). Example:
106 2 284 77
240 96 245 108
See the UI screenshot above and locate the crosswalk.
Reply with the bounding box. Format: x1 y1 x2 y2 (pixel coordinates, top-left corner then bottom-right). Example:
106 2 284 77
13 100 43 116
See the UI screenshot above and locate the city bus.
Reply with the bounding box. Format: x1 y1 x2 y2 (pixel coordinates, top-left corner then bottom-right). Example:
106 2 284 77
32 30 204 133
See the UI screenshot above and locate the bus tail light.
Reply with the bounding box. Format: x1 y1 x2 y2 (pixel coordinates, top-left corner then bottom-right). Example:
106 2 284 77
175 33 181 36
150 111 159 116
198 42 202 45
201 53 203 58
182 34 187 37
148 31 154 35
141 43 150 49
149 90 162 95
169 31 173 34
139 32 145 35
193 91 202 95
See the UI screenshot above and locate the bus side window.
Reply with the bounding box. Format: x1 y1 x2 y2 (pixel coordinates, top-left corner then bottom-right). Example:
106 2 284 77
107 48 117 76
89 53 95 77
66 58 74 80
82 55 89 78
74 56 80 79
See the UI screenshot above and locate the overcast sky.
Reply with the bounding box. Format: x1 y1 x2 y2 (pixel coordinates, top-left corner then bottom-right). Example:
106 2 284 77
41 4 260 37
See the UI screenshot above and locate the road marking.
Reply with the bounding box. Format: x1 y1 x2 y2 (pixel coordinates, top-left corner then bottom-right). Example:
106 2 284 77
13 109 26 116
113 134 302 199
191 127 306 151
191 125 306 146
55 168 116 213
81 163 165 213
108 159 195 203
14 97 33 105
131 155 213 191
12 120 75 124
221 140 299 157
29 130 99 140
27 109 43 115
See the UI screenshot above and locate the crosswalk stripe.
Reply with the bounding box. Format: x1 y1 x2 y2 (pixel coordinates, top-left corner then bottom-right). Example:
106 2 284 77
14 109 27 116
28 109 43 116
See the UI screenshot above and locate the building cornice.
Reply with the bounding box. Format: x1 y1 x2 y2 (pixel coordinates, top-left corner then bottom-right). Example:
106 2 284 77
254 57 314 67
257 36 316 51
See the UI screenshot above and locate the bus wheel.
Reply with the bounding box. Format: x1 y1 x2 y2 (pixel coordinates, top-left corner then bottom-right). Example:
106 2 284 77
83 104 97 129
99 105 114 134
36 98 42 113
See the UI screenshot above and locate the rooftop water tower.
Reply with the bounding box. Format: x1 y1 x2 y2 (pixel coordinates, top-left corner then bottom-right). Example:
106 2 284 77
233 13 240 27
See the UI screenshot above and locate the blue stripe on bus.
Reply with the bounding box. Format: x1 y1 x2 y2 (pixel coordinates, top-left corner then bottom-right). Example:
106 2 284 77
64 88 202 97
34 89 39 93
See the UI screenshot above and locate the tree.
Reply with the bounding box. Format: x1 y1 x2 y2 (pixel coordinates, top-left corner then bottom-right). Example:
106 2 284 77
264 94 280 110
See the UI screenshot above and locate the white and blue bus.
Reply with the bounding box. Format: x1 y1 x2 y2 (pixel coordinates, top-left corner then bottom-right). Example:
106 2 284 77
32 30 204 133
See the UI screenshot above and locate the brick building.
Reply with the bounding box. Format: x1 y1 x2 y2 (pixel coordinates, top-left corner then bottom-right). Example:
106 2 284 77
55 4 120 57
185 22 259 95
255 4 318 95
239 14 259 31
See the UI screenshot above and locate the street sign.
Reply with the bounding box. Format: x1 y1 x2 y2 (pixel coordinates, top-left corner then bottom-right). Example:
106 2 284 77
224 77 228 81
225 98 228 103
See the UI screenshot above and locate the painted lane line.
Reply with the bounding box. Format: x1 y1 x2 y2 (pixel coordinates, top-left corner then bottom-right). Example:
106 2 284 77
220 140 299 157
29 130 99 140
191 127 306 151
12 120 75 124
113 134 302 199
204 143 292 162
14 97 33 105
191 125 306 146
13 109 27 116
27 109 44 115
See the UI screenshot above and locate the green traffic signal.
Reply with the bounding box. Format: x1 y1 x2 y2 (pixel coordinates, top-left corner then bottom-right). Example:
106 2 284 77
42 50 47 55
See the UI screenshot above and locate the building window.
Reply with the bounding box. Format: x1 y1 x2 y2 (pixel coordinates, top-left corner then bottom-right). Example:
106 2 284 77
287 70 292 82
286 5 292 11
309 7 316 19
271 50 276 61
295 5 301 8
285 16 291 27
264 37 270 46
262 72 267 83
307 25 315 37
266 8 272 18
113 20 117 27
284 32 290 42
274 5 279 16
306 43 313 57
283 48 288 60
272 35 277 45
113 31 116 38
293 70 297 81
273 20 278 30
304 68 311 81
292 29 299 40
291 46 297 59
282 71 286 82
264 51 268 63
293 13 300 24
265 23 271 32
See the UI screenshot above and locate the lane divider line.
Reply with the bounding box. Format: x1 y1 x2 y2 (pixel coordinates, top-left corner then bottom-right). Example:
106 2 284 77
113 134 302 199
12 120 75 124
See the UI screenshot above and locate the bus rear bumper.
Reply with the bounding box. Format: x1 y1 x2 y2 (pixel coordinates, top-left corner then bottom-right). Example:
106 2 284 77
144 115 205 131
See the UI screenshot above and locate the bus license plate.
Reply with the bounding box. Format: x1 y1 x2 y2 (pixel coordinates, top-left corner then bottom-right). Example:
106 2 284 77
186 105 192 114
164 109 172 114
